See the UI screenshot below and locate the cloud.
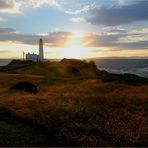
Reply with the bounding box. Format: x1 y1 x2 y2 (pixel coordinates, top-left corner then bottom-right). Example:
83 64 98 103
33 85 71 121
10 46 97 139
86 1 148 26
118 0 125 6
70 17 86 23
117 0 137 6
0 28 71 47
65 5 92 15
0 27 148 50
17 0 96 14
0 0 14 9
82 27 148 50
117 0 133 6
0 0 95 16
129 28 148 34
0 17 6 23
118 40 148 49
23 0 61 9
0 0 20 13
0 28 16 33
117 28 148 43
0 0 62 13
0 50 10 53
108 29 127 34
45 32 72 47
83 33 126 47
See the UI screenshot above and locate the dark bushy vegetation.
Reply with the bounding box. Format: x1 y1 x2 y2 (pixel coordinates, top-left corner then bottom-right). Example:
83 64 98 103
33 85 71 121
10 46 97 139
10 82 38 94
101 73 148 85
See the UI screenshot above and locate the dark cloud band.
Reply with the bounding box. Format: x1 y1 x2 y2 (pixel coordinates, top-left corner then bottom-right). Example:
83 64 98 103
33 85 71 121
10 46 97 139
86 1 148 26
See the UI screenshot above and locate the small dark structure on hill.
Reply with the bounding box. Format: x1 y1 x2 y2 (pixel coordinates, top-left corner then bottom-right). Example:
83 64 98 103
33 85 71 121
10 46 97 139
10 82 38 94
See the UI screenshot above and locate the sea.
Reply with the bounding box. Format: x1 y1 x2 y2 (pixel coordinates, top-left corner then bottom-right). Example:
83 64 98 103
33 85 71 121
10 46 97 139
0 59 148 78
0 59 12 67
95 59 148 78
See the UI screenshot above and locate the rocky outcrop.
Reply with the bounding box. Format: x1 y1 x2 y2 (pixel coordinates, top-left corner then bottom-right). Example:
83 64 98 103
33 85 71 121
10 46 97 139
10 82 38 94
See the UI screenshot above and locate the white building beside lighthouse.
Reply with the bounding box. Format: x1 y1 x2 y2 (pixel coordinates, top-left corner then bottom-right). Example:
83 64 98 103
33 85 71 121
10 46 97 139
26 39 44 62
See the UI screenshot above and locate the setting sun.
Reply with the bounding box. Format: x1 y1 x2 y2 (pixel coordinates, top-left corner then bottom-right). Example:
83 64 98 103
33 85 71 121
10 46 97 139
58 32 89 59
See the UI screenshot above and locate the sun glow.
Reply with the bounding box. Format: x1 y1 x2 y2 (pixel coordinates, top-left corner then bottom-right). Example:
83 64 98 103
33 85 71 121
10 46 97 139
58 32 89 59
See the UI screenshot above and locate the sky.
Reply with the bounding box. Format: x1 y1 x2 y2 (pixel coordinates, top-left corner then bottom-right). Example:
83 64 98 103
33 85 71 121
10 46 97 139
0 0 148 59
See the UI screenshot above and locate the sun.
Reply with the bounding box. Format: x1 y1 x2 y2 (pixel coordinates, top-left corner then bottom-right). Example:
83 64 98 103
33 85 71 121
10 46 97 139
58 32 88 59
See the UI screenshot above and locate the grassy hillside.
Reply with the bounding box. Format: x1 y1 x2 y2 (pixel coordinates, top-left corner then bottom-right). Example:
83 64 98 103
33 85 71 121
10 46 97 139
0 59 148 146
1 59 99 78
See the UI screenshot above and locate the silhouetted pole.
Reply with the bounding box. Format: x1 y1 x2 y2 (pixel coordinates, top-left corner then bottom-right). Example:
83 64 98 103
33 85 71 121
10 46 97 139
23 51 25 60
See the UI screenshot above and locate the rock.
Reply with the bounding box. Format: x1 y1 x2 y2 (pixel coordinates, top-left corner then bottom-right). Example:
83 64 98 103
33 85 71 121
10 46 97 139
10 82 38 94
71 67 80 75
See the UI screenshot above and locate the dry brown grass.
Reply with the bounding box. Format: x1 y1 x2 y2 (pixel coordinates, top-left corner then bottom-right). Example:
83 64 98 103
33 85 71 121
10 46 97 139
0 72 148 146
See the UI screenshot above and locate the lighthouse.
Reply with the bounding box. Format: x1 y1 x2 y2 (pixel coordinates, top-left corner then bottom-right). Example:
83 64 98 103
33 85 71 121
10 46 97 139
39 38 44 61
25 39 44 62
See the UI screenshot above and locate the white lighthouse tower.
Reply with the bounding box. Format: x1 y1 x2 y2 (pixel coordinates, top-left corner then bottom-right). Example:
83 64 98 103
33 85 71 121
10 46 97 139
39 38 44 61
